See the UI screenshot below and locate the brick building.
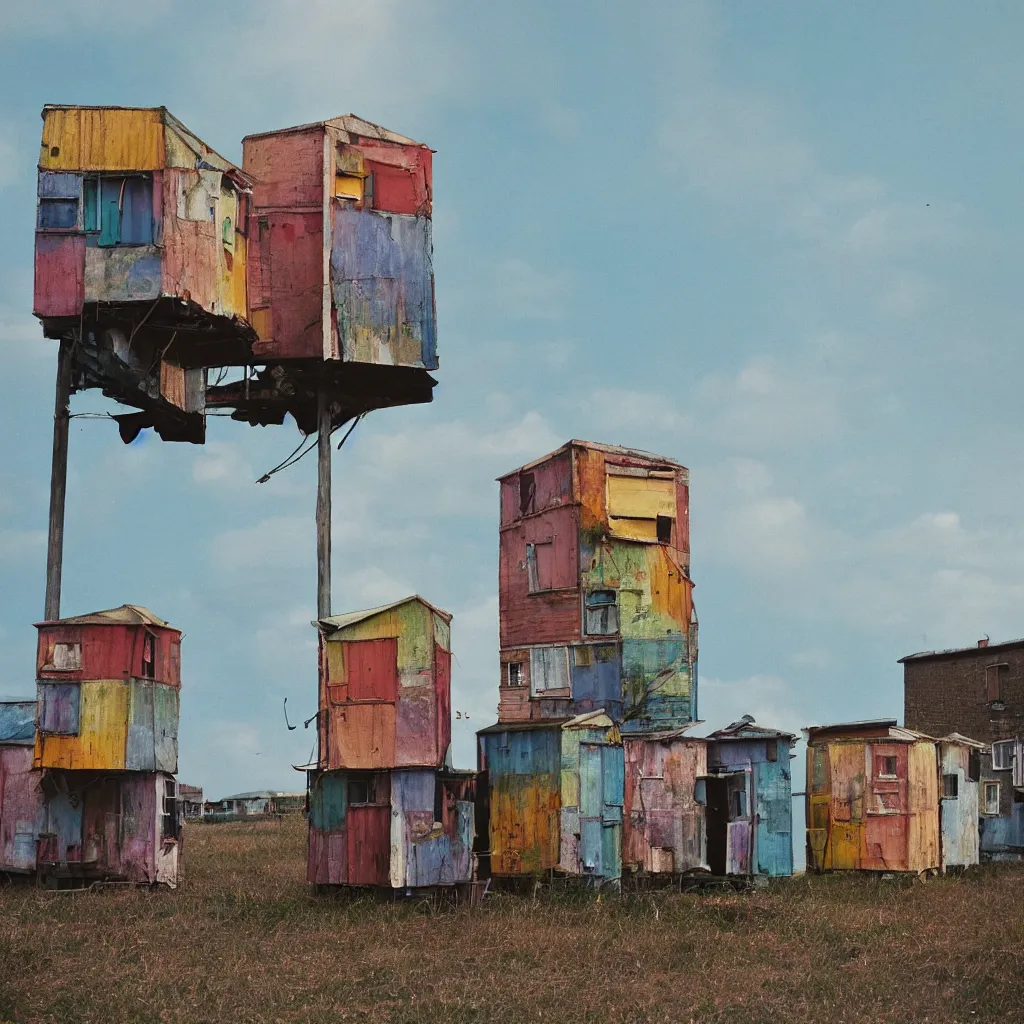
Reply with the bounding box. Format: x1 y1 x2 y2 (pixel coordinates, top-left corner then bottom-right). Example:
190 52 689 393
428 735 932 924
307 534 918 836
900 638 1024 860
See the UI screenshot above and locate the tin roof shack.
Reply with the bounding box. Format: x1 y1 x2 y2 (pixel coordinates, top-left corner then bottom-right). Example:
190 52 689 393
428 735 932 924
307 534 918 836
497 441 696 733
36 772 181 887
206 791 305 820
223 115 437 434
0 701 44 875
308 769 476 890
34 606 180 773
477 712 625 886
705 717 795 878
178 783 203 819
804 720 942 875
901 639 1024 861
937 734 985 870
317 597 452 771
33 106 254 443
622 730 708 878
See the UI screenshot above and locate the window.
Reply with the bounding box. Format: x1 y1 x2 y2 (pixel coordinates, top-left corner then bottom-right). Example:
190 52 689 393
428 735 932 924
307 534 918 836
519 472 536 516
525 542 554 593
38 198 79 230
433 779 444 824
348 776 378 805
732 788 746 819
84 174 154 246
161 779 179 840
992 740 1015 771
507 662 525 687
877 755 898 778
50 642 81 671
986 664 1008 703
984 781 1000 816
656 515 673 545
584 590 619 636
765 739 778 763
943 774 959 799
141 635 156 679
530 646 570 695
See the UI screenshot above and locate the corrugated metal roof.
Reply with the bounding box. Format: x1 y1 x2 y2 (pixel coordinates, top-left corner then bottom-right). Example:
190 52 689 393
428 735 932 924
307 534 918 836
243 114 425 147
36 604 172 627
317 595 452 633
898 637 1024 662
498 439 687 481
0 701 36 745
706 715 797 741
803 720 931 742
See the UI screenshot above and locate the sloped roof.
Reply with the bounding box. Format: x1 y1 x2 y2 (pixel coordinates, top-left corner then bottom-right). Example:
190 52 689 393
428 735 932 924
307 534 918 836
707 714 797 742
899 637 1024 663
318 595 452 633
36 604 174 628
0 701 36 745
498 439 686 481
803 720 932 742
243 114 425 147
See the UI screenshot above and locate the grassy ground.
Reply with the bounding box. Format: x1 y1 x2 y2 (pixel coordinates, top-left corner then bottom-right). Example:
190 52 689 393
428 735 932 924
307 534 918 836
1 816 1022 1023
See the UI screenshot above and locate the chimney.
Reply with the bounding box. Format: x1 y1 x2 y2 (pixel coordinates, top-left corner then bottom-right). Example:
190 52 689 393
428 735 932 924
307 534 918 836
978 637 990 648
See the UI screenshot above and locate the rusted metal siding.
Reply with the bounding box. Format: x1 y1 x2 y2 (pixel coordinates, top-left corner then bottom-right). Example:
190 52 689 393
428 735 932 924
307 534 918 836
0 744 44 873
623 735 707 875
36 621 182 686
35 680 129 770
40 107 165 171
907 740 940 873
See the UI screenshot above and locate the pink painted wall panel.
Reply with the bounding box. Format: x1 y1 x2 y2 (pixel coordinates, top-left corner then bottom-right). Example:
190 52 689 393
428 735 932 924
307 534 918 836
435 645 451 765
243 129 325 209
0 745 43 872
162 172 218 310
34 233 85 317
36 623 181 685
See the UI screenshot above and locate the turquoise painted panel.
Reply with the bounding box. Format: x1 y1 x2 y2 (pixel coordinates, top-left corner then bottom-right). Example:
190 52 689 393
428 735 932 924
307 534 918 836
309 772 347 831
754 759 793 877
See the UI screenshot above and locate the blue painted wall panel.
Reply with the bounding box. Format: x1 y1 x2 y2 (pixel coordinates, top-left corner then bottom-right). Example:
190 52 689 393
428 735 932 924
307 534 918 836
0 701 35 744
38 172 82 199
570 647 622 720
620 637 692 733
309 771 347 831
331 205 437 369
38 683 80 735
482 727 561 778
980 805 1024 860
755 758 793 877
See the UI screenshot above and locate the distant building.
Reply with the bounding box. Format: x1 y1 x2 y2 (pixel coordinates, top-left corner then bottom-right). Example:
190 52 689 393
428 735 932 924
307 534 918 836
178 784 203 819
901 638 1024 860
207 792 304 818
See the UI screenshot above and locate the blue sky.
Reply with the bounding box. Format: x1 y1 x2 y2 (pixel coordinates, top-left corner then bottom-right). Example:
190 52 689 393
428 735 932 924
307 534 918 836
2 2 1023 803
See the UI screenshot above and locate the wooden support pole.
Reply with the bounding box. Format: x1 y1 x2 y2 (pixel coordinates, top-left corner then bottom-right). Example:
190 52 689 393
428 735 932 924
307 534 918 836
44 337 73 622
316 387 332 620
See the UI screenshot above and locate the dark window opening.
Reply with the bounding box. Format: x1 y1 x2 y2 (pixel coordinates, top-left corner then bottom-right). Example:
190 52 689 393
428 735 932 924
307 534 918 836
986 664 1008 703
507 662 525 687
943 774 959 799
433 779 444 823
765 739 778 763
348 776 377 805
656 515 673 545
526 542 554 593
162 779 179 839
519 472 536 516
732 789 746 819
968 750 981 782
142 635 156 679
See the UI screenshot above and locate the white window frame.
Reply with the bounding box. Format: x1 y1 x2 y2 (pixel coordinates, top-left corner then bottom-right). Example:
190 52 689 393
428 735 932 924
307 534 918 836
992 740 1015 771
506 662 526 687
529 646 570 695
983 781 1000 816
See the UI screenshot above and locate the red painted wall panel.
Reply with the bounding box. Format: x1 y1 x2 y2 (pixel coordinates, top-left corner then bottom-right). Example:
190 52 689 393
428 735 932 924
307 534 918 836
347 805 391 885
243 129 325 209
435 645 451 764
345 639 399 702
36 623 181 686
34 233 85 317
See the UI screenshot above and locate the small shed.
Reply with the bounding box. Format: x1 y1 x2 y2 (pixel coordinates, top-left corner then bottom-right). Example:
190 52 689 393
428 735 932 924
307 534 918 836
937 734 984 870
317 597 452 771
623 729 708 877
34 605 180 773
0 700 44 874
705 716 795 878
178 784 204 819
805 720 945 874
307 769 475 890
37 771 181 886
478 711 625 885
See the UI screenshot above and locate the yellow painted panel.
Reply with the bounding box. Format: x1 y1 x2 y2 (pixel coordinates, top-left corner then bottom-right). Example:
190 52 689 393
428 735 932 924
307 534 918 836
340 611 401 642
335 174 363 200
325 641 346 684
907 740 940 872
575 447 607 530
250 307 272 340
607 475 675 521
608 517 659 542
40 108 164 171
827 822 862 871
35 680 128 770
491 779 559 875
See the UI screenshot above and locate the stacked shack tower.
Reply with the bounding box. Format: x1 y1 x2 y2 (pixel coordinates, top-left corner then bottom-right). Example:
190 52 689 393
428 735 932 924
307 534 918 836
29 107 440 885
478 441 699 885
308 597 476 891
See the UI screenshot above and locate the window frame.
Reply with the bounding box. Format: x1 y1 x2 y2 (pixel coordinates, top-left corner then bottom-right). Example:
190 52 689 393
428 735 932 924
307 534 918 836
983 781 1001 816
992 739 1015 771
530 645 570 696
942 773 959 799
506 662 526 688
584 589 620 637
877 755 899 779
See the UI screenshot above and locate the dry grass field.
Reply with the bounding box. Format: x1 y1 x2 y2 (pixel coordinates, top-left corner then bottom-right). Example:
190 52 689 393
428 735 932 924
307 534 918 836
1 815 1023 1023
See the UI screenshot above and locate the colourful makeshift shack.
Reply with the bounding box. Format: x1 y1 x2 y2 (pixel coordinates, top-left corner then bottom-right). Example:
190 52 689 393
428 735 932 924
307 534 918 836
477 711 625 886
221 115 438 434
705 716 795 878
34 605 180 773
937 734 984 870
316 596 451 771
0 700 44 875
804 720 959 875
33 105 253 443
32 605 182 886
622 729 708 877
307 769 475 889
496 441 696 733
